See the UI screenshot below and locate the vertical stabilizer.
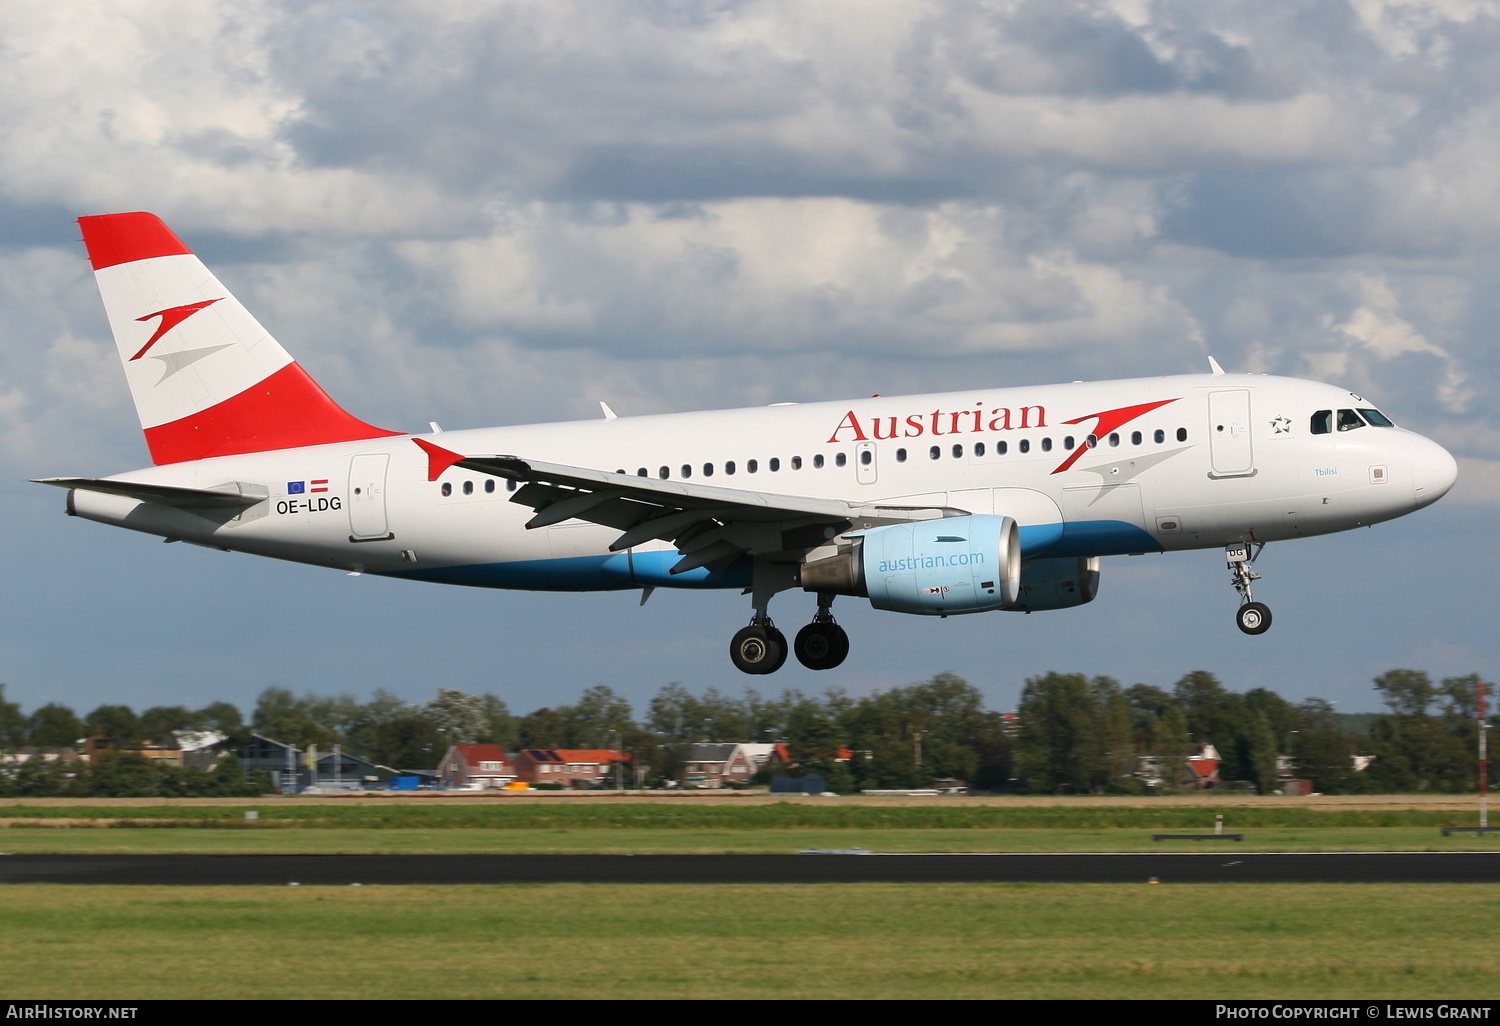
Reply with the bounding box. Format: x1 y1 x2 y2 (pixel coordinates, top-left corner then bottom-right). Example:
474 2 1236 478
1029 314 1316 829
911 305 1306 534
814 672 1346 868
79 212 399 464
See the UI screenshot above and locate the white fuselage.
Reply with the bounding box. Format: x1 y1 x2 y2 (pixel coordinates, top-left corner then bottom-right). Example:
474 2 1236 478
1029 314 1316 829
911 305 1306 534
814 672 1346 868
67 371 1455 594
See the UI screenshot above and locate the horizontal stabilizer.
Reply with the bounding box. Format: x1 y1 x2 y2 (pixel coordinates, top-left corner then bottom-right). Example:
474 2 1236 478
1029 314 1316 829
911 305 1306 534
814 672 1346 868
33 477 268 509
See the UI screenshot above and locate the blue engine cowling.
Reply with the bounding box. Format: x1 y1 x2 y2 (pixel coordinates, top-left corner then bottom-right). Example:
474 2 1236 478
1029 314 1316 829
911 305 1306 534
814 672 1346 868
1005 556 1100 612
800 514 1021 615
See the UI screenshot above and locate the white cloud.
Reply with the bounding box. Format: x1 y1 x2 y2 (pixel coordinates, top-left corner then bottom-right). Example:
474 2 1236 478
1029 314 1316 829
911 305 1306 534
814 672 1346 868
1328 274 1473 412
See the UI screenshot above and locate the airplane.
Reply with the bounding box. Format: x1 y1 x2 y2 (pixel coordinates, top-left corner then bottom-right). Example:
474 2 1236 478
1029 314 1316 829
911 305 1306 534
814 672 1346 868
38 212 1459 675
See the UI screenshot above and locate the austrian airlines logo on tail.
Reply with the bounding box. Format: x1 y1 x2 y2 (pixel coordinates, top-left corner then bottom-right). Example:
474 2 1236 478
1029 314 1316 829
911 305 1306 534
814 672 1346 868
130 299 223 360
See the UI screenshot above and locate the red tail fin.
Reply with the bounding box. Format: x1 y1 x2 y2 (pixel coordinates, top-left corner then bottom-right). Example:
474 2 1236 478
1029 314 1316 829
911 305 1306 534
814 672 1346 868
80 212 400 464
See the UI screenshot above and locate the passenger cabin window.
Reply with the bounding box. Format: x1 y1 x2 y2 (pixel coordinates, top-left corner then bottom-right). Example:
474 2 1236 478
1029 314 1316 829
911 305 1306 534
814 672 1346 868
703 463 713 477
896 448 907 462
747 459 758 473
1019 439 1030 454
997 441 1008 455
1064 436 1075 450
637 468 648 477
485 479 495 493
973 442 985 457
1176 428 1188 442
791 456 803 470
769 458 781 472
659 466 669 479
836 452 847 467
1131 431 1141 445
441 482 452 497
860 449 873 465
1041 437 1052 452
1154 429 1165 443
1109 433 1120 447
930 446 941 460
813 454 824 469
952 444 963 458
681 465 692 478
726 461 736 475
1337 409 1365 432
462 481 473 495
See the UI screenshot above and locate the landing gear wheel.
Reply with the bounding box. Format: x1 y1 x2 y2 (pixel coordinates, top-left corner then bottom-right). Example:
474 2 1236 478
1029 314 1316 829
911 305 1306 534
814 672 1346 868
794 622 850 670
730 624 788 675
765 627 789 674
1236 601 1272 636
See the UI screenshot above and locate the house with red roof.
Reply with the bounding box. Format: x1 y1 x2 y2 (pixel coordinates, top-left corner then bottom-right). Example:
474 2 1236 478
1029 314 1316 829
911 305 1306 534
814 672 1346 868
513 749 630 789
1182 743 1222 790
437 743 516 789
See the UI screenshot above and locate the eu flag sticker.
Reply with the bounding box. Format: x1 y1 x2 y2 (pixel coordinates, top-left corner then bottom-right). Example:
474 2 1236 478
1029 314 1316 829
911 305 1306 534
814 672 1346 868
287 481 305 494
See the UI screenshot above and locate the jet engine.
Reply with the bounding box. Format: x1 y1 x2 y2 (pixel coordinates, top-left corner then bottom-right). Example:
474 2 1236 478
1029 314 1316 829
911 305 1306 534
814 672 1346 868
800 514 1021 615
1005 556 1100 612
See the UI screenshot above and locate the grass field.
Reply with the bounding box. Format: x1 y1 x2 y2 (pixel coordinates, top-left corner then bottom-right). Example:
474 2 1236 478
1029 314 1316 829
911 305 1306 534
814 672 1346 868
2 883 1496 1000
2 795 1493 999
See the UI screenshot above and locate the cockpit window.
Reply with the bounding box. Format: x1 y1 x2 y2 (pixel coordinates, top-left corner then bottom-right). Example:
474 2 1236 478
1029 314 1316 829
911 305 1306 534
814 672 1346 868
1311 410 1332 435
1359 408 1395 427
1337 409 1365 431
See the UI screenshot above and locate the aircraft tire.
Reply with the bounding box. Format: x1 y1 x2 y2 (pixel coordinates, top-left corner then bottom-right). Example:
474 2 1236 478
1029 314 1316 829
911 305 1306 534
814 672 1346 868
730 625 787 674
766 627 789 674
794 622 849 671
1236 601 1272 636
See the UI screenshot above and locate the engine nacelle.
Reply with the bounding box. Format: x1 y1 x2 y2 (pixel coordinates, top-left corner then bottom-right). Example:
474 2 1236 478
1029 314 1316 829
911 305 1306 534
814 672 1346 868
800 514 1021 615
1005 556 1100 612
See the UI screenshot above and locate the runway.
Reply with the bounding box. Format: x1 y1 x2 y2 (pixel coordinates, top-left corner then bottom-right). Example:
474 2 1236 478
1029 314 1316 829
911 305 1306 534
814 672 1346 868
1 852 1497 885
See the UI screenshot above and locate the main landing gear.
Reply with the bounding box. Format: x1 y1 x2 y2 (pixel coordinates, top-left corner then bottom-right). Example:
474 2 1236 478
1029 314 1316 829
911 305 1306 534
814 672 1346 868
728 609 851 674
793 596 849 671
729 620 789 675
1227 542 1272 636
728 563 849 674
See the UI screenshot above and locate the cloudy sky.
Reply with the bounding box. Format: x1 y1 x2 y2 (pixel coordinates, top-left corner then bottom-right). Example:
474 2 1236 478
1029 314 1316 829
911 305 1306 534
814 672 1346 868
3 0 1498 721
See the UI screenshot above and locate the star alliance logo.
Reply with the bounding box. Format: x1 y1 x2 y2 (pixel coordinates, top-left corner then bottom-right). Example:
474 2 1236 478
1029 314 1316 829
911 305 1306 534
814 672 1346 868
1271 415 1291 434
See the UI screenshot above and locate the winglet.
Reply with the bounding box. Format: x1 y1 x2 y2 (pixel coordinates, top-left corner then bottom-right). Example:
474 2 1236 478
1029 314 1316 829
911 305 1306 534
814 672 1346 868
600 401 618 421
412 438 466 481
1208 356 1226 376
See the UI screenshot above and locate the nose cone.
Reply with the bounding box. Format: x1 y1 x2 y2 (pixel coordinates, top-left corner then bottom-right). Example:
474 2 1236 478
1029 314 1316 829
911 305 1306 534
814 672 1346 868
1412 435 1458 509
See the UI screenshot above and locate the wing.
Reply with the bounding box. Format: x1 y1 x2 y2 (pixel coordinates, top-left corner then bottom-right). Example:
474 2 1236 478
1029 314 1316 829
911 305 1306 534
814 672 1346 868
413 439 958 576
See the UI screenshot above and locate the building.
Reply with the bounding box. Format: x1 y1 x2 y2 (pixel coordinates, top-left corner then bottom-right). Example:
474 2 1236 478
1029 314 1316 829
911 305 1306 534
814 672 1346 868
234 733 309 792
513 749 629 789
308 749 383 791
81 731 183 767
437 744 517 789
681 742 777 788
1182 743 1222 790
0 747 81 771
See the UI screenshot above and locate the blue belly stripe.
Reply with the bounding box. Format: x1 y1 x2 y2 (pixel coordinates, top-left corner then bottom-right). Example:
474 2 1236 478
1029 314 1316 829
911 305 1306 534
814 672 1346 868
384 552 752 591
385 521 1156 591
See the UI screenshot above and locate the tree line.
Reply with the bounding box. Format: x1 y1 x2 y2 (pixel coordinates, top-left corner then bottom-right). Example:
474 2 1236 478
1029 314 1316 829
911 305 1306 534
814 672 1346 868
0 667 1490 794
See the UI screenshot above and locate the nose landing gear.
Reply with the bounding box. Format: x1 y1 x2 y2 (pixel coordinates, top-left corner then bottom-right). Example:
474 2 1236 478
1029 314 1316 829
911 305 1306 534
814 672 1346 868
1227 542 1272 635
